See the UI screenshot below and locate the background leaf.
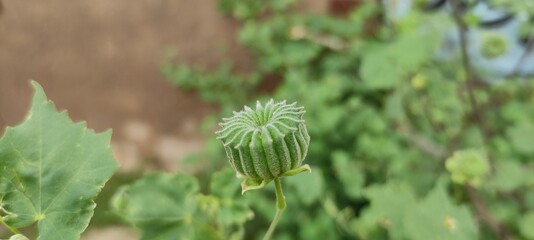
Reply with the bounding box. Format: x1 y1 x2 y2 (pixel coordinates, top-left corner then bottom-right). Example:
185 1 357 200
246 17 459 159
358 182 417 239
519 211 534 240
111 173 215 240
403 183 478 240
332 151 365 199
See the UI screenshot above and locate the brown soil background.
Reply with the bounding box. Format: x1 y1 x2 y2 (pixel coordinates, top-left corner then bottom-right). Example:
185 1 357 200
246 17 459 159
0 0 327 238
0 0 250 136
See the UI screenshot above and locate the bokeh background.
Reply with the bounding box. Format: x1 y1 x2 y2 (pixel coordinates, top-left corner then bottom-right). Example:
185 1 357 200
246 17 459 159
0 0 330 170
1 0 534 239
0 1 327 239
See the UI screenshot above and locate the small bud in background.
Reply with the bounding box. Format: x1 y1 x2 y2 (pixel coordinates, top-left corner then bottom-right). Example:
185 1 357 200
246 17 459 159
445 149 490 187
480 32 509 59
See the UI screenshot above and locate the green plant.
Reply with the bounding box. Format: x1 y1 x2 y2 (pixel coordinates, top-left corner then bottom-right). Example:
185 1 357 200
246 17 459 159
111 168 253 240
162 63 260 111
162 0 534 239
216 99 311 239
216 100 311 191
8 1 533 240
0 82 118 239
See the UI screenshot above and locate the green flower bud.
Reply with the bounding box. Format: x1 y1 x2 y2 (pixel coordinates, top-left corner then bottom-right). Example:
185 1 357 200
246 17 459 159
216 100 310 182
480 32 508 59
445 149 490 187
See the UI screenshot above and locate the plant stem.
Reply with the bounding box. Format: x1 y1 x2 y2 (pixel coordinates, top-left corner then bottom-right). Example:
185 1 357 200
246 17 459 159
466 185 510 240
448 2 510 239
263 178 285 240
449 0 500 153
397 124 446 159
449 0 482 115
512 31 534 76
0 217 21 235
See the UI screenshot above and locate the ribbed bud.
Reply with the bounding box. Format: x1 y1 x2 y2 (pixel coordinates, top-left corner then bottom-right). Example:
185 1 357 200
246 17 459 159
216 99 310 181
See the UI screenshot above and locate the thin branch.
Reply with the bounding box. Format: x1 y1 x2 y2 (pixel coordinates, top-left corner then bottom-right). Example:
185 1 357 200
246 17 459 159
465 185 510 240
397 124 447 159
512 31 534 76
449 1 511 239
450 0 474 80
449 0 495 141
449 0 481 113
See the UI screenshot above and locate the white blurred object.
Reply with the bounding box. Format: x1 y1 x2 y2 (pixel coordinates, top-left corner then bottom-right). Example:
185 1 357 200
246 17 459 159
471 1 512 24
468 28 524 78
468 2 533 78
383 0 534 78
384 0 413 20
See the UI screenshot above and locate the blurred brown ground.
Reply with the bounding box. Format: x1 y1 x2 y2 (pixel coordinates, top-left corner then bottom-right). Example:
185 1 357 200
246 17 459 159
0 0 328 238
0 0 249 136
0 0 328 171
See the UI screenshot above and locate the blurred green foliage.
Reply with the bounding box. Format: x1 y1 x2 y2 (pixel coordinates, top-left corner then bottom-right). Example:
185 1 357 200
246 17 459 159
122 0 534 239
112 169 252 240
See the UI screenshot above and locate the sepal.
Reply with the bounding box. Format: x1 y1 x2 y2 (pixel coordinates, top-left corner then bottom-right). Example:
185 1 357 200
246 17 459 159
281 164 311 177
241 177 271 195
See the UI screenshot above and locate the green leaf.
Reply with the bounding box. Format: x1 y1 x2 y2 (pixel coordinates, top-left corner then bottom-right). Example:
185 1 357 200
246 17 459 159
361 34 435 90
526 190 534 210
359 182 417 239
403 184 478 240
361 49 401 90
218 198 253 227
241 177 269 195
299 211 337 239
210 168 241 199
285 168 324 206
390 34 436 72
0 81 118 239
209 169 253 227
111 173 220 240
269 0 295 11
488 160 529 192
332 151 365 199
500 101 531 123
280 42 321 66
519 211 534 239
507 124 534 155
